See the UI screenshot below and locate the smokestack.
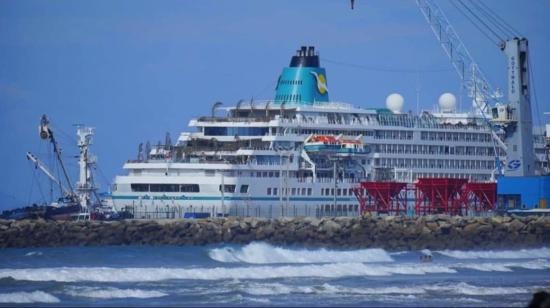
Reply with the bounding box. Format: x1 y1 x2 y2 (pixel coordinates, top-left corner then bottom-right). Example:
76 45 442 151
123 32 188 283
300 46 307 57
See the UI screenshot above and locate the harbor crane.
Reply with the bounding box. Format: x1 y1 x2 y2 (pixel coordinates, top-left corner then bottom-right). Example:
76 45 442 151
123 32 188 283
350 0 536 177
416 0 535 177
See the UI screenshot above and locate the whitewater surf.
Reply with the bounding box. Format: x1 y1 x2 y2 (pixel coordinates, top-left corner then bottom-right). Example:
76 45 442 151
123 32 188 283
0 242 548 307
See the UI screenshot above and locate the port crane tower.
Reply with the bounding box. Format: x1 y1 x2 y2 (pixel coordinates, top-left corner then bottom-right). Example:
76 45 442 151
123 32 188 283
415 0 535 177
350 0 536 177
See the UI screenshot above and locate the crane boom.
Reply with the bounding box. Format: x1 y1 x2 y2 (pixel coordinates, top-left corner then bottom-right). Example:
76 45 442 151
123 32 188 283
416 0 499 116
26 151 71 196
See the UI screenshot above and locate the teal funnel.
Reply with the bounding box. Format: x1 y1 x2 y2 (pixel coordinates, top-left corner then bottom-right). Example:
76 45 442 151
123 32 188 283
274 46 329 105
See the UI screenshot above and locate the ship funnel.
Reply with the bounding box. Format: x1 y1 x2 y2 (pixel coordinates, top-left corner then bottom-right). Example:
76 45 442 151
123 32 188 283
274 45 329 105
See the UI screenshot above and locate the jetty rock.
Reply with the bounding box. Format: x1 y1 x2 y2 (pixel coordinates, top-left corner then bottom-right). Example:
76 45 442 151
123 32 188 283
0 216 549 249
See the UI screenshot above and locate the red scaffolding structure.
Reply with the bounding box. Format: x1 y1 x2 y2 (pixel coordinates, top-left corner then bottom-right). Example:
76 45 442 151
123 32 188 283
462 182 497 214
353 182 408 215
354 178 497 216
414 178 468 215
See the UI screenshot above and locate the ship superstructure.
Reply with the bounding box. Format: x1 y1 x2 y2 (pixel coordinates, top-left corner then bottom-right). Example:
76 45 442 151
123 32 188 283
109 46 532 219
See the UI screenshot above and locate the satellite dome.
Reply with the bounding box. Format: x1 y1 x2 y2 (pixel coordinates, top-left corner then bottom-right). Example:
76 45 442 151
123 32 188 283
438 93 456 113
386 93 404 113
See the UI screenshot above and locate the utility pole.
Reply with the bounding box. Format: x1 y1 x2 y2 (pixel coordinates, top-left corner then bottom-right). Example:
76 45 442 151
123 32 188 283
333 159 337 212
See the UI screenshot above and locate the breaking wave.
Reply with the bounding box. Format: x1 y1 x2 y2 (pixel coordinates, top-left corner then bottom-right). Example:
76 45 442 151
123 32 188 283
243 282 543 297
65 286 167 299
454 259 550 272
0 263 454 282
244 282 426 296
437 247 550 259
208 242 394 264
0 291 60 303
0 260 547 283
24 251 43 257
425 282 542 296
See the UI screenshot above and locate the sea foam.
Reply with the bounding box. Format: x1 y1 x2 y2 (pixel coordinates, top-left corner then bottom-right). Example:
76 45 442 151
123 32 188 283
0 262 455 282
243 282 544 297
208 242 394 264
65 286 167 299
1 259 548 283
24 251 43 257
0 291 60 303
436 247 550 260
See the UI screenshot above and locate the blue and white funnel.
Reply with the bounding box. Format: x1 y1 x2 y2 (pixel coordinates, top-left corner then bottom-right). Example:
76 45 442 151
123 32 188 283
274 46 329 105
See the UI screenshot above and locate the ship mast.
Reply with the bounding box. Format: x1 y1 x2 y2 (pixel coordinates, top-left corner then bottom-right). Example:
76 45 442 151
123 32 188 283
75 126 98 210
34 115 99 210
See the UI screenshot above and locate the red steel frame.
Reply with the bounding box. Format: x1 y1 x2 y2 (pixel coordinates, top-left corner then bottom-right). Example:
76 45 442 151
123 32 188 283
354 178 496 216
462 182 497 214
414 178 468 215
353 182 408 215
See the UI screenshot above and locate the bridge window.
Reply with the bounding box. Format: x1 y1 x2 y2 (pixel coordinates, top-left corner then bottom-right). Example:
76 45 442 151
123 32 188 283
204 127 268 136
131 183 199 193
180 184 200 193
220 185 236 193
130 184 149 192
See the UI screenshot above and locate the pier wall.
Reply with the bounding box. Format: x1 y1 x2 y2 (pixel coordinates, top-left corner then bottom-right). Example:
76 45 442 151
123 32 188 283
0 215 549 249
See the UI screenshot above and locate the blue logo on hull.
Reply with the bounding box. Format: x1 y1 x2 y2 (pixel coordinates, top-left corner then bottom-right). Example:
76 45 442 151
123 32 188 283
507 159 521 170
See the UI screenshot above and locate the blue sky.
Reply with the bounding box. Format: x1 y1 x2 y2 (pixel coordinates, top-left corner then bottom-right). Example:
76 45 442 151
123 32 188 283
1 0 549 210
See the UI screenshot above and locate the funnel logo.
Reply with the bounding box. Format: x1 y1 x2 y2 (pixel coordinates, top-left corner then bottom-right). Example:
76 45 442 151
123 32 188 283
311 71 328 95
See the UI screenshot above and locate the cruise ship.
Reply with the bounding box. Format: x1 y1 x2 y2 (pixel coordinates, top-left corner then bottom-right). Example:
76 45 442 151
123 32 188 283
110 46 547 219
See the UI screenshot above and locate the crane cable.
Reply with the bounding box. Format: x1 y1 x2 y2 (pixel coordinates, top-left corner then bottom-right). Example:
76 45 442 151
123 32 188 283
449 0 501 46
474 0 522 37
465 0 515 39
321 58 453 74
457 0 505 42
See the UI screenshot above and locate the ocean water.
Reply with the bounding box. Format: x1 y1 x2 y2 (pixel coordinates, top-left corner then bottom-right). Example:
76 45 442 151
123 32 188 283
0 243 548 307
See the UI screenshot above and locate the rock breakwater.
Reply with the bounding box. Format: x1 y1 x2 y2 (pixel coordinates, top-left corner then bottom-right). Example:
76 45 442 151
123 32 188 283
0 215 548 249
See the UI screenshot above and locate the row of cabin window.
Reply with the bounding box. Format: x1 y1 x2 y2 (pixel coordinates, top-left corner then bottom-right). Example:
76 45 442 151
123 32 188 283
320 188 358 196
419 131 492 142
297 129 375 137
375 157 496 170
130 183 250 194
131 184 200 193
253 171 300 178
267 187 312 196
374 144 497 156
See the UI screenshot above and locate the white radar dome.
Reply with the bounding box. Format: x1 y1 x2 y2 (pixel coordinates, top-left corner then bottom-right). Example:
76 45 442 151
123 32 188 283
386 93 404 114
438 93 457 113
